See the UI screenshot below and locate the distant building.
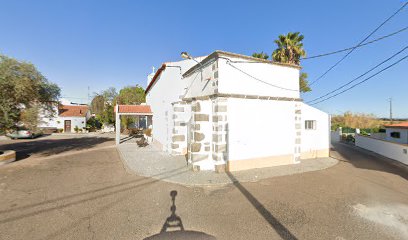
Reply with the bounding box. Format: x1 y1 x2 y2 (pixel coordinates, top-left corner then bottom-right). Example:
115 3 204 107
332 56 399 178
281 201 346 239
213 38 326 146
145 50 330 172
38 104 90 133
384 122 408 144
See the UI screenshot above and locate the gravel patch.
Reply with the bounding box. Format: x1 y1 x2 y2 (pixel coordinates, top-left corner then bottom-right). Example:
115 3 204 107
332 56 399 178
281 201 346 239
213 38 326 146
117 143 338 186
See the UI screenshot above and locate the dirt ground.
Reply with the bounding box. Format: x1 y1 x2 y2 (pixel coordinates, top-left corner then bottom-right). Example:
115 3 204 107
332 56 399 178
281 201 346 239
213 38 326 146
0 136 407 240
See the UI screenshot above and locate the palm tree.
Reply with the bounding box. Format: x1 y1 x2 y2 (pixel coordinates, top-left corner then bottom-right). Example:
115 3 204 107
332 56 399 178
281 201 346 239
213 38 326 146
272 32 306 65
299 72 311 93
252 52 269 60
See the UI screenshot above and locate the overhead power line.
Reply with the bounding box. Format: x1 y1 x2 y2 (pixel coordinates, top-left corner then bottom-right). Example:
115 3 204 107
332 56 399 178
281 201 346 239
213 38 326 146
307 45 408 104
225 60 298 91
303 26 408 60
310 54 408 105
309 2 408 86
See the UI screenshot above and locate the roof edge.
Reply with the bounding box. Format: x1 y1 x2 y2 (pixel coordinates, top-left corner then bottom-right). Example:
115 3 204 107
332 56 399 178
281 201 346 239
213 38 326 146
183 50 302 77
145 64 166 94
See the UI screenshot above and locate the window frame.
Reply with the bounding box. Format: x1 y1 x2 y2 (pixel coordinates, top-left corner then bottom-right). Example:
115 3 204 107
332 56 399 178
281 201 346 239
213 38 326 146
305 120 317 130
390 131 401 139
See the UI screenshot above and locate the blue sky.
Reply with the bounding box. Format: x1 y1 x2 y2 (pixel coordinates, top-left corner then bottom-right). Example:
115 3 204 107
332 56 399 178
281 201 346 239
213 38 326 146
1 0 407 117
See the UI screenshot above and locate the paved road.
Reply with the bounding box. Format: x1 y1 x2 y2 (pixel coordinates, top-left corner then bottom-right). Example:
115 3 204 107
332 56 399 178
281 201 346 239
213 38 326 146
0 138 407 240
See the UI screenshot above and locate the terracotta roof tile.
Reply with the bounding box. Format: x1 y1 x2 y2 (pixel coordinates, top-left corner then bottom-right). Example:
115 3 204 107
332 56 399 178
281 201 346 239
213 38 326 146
384 122 408 129
115 105 152 114
59 105 89 117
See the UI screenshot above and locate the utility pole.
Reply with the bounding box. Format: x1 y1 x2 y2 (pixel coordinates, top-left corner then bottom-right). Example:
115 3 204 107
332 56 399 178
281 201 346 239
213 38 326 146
87 86 90 105
388 98 393 124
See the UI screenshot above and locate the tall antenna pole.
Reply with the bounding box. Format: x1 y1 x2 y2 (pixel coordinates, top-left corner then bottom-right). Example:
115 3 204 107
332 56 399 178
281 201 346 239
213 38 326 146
389 98 393 123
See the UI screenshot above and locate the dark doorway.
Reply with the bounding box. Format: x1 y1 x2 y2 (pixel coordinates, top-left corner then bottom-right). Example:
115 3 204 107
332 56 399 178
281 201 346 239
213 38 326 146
64 120 71 133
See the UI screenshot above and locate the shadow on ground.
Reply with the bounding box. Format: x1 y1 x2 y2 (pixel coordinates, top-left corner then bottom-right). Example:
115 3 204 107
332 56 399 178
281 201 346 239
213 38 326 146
331 143 408 180
0 137 113 161
226 172 298 240
144 190 216 240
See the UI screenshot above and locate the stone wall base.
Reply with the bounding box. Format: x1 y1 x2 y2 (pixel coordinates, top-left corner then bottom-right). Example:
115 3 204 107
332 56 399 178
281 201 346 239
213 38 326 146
227 154 294 172
300 149 330 159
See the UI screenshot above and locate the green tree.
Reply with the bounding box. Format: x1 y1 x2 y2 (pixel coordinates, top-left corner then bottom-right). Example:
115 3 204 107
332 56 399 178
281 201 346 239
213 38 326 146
116 85 146 130
91 95 105 115
20 106 40 131
252 52 269 60
0 54 60 132
272 32 306 65
116 85 146 105
299 72 311 93
92 87 118 124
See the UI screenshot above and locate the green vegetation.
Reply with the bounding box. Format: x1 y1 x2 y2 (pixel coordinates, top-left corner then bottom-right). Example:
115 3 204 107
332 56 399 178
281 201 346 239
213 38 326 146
272 32 306 65
91 85 146 131
331 111 382 133
251 32 311 93
251 52 269 60
0 54 60 132
299 72 311 93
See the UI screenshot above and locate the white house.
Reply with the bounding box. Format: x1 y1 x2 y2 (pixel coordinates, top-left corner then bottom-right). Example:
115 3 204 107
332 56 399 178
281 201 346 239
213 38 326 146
38 104 90 133
384 122 408 144
146 50 330 172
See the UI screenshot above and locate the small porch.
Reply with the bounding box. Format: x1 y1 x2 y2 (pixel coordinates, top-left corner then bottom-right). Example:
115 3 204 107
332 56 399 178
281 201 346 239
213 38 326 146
114 104 153 145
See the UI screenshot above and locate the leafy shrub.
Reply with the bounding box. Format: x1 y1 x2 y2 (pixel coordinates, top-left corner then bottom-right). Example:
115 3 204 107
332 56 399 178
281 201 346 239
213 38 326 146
144 128 152 137
74 126 79 133
346 135 355 143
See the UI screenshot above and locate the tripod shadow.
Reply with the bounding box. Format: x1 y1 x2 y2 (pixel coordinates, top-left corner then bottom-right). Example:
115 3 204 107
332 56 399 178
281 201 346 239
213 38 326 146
144 190 216 240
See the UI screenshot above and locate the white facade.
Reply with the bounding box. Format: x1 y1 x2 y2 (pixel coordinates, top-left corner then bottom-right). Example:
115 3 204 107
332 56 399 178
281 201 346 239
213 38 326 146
301 103 330 158
146 51 330 172
146 57 206 152
38 104 90 133
385 128 408 144
38 105 59 128
57 116 87 132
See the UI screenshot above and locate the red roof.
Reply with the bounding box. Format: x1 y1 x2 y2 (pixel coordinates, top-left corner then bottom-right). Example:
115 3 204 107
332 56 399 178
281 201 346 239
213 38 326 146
59 105 89 117
384 122 408 129
115 105 152 114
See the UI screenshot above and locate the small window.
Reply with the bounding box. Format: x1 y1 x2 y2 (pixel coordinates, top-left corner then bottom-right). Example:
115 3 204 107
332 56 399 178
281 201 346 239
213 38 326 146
390 132 400 138
305 120 316 130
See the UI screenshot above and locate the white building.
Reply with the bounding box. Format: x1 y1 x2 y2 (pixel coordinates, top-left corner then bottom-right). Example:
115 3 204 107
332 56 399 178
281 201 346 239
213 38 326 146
146 50 330 172
39 104 90 133
384 122 408 144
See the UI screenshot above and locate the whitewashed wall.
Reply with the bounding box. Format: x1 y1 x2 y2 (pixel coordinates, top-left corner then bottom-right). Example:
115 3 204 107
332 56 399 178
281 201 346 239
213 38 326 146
57 117 87 132
227 98 296 161
218 57 300 98
183 59 218 99
385 128 408 144
38 106 59 128
146 58 205 152
301 103 330 158
355 134 408 165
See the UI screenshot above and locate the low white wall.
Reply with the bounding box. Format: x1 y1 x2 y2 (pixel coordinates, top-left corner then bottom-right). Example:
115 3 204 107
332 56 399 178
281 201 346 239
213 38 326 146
370 132 386 140
331 130 341 143
355 134 408 165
